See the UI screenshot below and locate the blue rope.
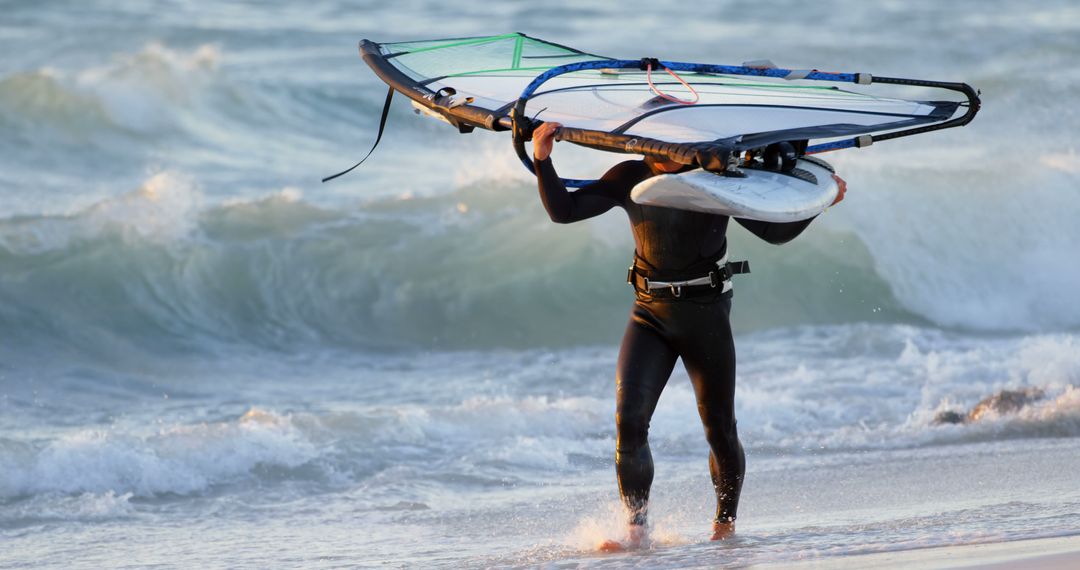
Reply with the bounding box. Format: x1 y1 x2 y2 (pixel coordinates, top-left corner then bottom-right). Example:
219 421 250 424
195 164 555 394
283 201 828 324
519 60 636 100
806 139 857 154
516 153 593 188
561 178 595 188
670 63 855 83
517 59 857 101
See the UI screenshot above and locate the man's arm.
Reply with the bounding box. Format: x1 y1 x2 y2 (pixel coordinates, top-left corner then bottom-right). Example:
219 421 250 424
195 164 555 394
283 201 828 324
533 121 631 224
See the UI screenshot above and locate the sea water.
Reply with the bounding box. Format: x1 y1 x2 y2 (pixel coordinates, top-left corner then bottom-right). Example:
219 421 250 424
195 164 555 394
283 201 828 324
2 0 1079 567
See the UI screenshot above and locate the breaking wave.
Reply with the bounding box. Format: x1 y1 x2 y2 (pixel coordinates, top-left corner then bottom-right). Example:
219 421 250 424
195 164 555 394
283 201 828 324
4 327 1078 506
0 165 1078 359
0 170 914 357
0 43 222 135
0 408 317 501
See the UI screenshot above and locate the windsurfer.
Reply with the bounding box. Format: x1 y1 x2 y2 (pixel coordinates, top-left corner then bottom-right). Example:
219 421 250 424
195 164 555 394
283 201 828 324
531 121 846 549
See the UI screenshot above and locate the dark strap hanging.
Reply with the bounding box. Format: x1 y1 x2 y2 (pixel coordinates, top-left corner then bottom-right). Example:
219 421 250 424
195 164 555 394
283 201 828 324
723 260 751 279
321 86 395 183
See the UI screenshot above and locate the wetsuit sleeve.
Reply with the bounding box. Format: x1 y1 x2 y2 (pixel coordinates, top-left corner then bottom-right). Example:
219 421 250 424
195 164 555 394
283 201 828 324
535 157 634 223
734 216 816 245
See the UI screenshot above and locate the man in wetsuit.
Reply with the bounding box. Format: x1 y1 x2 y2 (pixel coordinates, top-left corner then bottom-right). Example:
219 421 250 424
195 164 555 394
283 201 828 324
531 121 846 547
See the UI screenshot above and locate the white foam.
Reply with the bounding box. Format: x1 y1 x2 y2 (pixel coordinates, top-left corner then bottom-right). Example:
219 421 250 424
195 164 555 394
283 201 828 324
365 394 612 469
75 42 222 132
0 43 223 135
0 171 202 255
563 500 693 553
81 171 203 241
728 325 1080 452
302 327 1080 472
564 501 634 551
1040 150 1080 174
2 491 136 525
827 142 1080 332
220 187 303 207
1 408 316 498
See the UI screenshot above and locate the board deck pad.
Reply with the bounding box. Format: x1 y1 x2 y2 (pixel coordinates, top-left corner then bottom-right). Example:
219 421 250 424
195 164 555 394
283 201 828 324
630 159 838 222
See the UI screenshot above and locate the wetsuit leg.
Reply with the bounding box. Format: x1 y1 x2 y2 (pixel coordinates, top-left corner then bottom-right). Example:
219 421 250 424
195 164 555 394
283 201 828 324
614 305 679 526
675 296 745 523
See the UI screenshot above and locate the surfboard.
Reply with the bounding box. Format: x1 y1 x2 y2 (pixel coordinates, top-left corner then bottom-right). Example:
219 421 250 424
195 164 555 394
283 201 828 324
630 156 838 222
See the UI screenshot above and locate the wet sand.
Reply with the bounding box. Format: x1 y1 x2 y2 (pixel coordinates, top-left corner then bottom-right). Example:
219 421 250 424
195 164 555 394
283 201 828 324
763 535 1080 569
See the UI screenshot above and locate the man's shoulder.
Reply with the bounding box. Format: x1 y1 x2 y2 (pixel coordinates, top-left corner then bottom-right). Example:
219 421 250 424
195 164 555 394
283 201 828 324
603 159 651 183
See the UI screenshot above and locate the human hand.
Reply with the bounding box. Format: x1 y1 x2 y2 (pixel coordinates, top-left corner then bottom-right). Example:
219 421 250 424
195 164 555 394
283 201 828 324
831 174 847 206
532 122 563 161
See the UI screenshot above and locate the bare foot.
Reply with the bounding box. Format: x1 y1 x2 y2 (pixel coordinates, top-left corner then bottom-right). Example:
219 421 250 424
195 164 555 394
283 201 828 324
710 520 735 541
597 524 647 552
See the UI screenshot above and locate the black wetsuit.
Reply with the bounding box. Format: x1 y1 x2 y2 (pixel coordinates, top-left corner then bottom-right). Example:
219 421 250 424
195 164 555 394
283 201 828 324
536 157 814 525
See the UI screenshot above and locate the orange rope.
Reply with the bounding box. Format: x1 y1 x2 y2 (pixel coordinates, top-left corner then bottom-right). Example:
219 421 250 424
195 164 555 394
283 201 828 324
646 62 699 105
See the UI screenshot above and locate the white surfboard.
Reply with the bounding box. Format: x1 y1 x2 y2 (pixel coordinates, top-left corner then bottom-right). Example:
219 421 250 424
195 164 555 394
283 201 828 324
630 157 839 223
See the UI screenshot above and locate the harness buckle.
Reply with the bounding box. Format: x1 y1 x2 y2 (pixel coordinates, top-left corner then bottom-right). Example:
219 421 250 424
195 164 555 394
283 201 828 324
671 284 682 297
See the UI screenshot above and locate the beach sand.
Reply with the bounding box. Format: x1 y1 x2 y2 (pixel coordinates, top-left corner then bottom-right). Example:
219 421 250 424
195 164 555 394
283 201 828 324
763 535 1080 569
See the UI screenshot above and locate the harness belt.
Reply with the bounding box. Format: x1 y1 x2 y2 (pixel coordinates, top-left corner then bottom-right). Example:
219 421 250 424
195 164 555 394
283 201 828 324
627 255 751 298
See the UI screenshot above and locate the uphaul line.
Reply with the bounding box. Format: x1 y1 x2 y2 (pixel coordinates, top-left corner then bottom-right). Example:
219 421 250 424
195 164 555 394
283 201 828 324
325 33 979 186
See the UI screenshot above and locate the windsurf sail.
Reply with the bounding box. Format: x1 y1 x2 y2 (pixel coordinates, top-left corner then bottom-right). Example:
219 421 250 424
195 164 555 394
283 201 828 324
328 33 979 186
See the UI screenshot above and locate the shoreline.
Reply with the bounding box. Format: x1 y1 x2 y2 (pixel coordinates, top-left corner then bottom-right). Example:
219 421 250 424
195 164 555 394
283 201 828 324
760 535 1080 569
